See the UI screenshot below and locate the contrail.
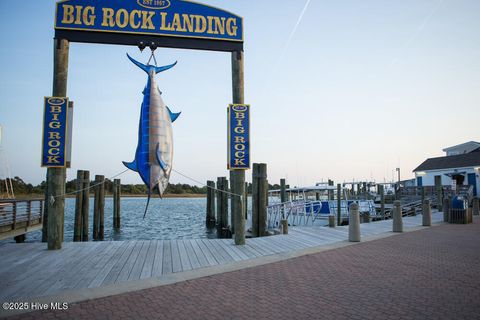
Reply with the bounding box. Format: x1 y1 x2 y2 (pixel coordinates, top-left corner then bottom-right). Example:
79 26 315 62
258 0 311 99
276 0 312 69
388 0 445 68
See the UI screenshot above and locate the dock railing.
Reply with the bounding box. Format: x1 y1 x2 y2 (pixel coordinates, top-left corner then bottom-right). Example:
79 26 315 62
0 199 44 240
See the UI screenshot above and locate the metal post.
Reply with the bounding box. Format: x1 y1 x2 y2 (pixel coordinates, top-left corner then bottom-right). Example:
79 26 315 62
422 199 432 227
443 196 450 222
349 203 361 242
380 185 385 219
392 200 403 232
337 183 341 226
47 38 69 250
113 179 121 229
99 175 105 240
231 50 246 245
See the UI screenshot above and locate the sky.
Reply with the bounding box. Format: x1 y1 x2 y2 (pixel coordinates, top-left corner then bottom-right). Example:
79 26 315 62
0 0 479 188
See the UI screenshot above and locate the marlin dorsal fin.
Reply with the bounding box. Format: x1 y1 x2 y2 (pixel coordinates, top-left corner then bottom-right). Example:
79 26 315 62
166 106 181 123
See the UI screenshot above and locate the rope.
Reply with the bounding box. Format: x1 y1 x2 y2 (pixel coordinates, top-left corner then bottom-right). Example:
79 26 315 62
49 167 243 205
171 168 243 199
50 169 130 204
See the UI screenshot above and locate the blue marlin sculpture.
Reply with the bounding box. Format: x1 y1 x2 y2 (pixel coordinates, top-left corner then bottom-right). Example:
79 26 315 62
123 54 180 217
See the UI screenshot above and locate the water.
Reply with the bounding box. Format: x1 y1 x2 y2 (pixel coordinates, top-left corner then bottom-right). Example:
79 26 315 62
12 197 217 243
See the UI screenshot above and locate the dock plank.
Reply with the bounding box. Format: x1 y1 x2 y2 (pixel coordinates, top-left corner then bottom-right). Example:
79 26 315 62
189 239 210 268
183 240 201 269
140 240 157 280
162 240 173 274
151 240 164 277
129 240 151 281
116 241 145 283
195 239 218 267
89 241 133 288
171 240 183 273
102 241 137 286
177 240 192 272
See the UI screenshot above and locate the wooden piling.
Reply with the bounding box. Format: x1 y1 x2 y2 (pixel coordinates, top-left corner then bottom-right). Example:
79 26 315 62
473 197 479 216
216 177 223 234
435 177 443 212
206 180 216 228
280 219 288 234
42 175 48 243
244 182 248 220
252 163 267 237
47 38 69 250
93 175 101 240
73 170 84 242
280 179 288 228
222 178 229 237
113 179 121 229
337 183 341 226
380 185 385 219
81 171 90 242
99 176 105 240
229 171 235 235
231 50 246 245
328 180 334 200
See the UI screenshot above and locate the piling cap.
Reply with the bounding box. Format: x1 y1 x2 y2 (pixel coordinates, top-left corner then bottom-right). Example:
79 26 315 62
349 203 359 210
394 200 401 207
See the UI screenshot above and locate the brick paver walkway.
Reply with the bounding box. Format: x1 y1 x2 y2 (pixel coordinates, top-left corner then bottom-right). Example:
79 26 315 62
8 219 480 320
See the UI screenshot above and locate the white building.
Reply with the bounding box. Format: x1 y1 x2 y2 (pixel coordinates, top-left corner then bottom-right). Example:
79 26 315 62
413 142 480 197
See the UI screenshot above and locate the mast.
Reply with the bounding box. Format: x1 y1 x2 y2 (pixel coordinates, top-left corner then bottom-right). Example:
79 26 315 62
0 125 14 199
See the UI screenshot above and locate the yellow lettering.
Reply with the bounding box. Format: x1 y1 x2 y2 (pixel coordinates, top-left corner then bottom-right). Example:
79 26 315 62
74 5 83 25
102 8 115 27
234 127 244 134
83 6 96 26
236 119 243 127
226 18 238 36
235 151 245 158
235 112 245 119
47 156 61 163
51 113 60 121
61 5 75 24
171 14 186 32
234 136 245 144
48 132 61 139
160 12 172 30
234 144 245 151
49 122 61 129
129 10 142 29
48 149 60 156
116 9 129 28
213 17 226 35
142 11 155 29
182 14 194 32
207 16 215 34
234 158 246 166
50 106 62 113
48 140 61 148
194 15 207 33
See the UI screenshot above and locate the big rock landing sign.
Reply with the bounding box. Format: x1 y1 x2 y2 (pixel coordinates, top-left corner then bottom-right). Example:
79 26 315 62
55 0 244 51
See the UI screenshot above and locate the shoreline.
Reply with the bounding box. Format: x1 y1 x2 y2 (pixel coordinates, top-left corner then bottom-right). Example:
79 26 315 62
2 193 207 200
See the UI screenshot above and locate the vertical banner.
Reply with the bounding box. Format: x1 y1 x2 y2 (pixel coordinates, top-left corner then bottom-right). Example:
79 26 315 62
41 97 69 167
228 104 250 170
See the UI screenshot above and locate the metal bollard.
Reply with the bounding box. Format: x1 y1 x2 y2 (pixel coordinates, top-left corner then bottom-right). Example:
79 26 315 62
328 215 336 228
392 200 403 232
422 199 432 227
349 203 361 242
280 219 288 234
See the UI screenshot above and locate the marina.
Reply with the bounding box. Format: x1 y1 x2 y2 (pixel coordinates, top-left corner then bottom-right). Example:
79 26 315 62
0 211 444 314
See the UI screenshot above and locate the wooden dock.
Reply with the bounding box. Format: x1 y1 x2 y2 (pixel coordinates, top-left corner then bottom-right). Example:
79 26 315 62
0 199 44 241
0 212 443 305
